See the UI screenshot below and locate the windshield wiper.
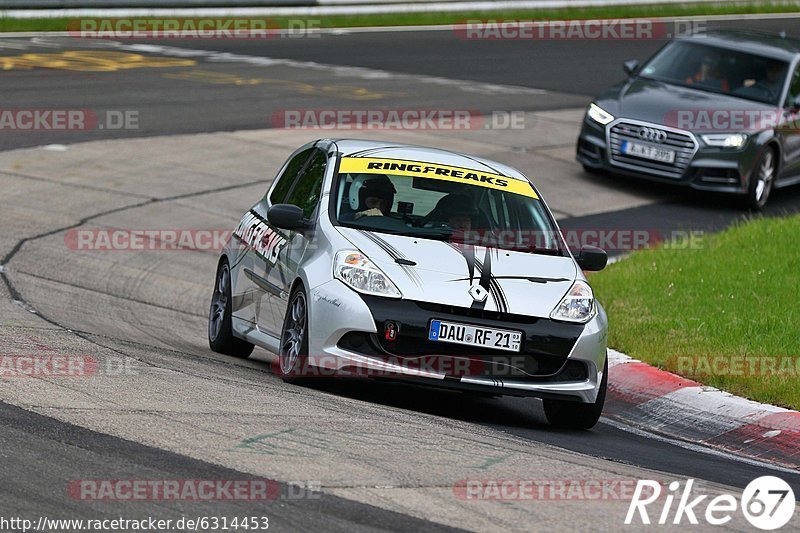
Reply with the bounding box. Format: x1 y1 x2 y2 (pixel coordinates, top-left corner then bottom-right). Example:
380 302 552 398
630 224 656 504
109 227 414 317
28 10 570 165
400 229 455 240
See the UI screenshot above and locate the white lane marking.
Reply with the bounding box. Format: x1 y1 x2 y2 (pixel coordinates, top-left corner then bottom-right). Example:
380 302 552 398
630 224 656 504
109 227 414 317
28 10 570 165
42 144 68 152
600 417 800 476
102 40 549 95
0 38 32 50
12 299 38 314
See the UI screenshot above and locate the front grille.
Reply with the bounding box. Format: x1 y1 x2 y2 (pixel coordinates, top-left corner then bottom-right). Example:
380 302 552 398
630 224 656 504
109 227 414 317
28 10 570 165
415 301 540 324
608 121 697 179
337 331 580 379
352 296 586 379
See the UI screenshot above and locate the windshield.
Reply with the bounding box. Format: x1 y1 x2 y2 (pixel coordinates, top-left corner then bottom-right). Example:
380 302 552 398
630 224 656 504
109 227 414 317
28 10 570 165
639 41 790 105
333 157 564 254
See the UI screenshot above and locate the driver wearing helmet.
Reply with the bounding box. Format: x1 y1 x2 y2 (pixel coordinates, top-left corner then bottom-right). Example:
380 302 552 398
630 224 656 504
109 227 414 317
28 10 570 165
428 194 478 232
347 174 396 220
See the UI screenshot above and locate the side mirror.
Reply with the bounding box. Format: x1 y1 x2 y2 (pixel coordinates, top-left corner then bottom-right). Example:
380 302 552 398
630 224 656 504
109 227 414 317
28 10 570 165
575 246 608 272
267 204 311 231
623 59 639 76
790 94 800 111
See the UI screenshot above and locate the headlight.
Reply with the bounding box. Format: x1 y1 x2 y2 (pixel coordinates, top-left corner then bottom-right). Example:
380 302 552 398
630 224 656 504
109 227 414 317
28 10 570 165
334 251 401 298
587 103 615 126
701 133 747 149
550 280 595 323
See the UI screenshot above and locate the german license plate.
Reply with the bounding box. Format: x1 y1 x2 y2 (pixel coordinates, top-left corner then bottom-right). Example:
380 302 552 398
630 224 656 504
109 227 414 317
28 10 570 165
621 140 675 163
428 320 522 353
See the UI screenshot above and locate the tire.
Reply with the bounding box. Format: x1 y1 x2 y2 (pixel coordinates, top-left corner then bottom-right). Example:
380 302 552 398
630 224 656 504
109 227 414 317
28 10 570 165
582 164 603 176
744 147 776 210
543 356 607 430
276 286 310 384
208 260 254 358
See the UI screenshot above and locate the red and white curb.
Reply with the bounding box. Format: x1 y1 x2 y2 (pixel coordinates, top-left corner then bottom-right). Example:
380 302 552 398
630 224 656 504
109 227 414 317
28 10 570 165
606 349 800 470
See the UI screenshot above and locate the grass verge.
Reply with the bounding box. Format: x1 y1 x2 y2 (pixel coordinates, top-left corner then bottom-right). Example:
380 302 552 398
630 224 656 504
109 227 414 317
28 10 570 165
1 1 800 32
591 214 800 410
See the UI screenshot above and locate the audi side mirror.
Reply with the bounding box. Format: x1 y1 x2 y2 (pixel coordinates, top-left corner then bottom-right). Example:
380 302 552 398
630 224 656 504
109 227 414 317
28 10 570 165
575 246 608 272
267 204 312 231
623 59 640 76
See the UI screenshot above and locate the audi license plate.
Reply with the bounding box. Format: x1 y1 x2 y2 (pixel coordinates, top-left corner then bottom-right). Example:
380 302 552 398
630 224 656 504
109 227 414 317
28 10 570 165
428 320 522 353
621 140 675 163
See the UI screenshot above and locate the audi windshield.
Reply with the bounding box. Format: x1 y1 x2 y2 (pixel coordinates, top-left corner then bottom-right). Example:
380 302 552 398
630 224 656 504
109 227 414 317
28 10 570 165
639 41 790 105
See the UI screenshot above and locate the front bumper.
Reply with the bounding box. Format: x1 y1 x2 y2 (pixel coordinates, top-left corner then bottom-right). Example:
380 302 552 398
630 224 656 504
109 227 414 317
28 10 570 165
577 117 761 194
307 279 607 403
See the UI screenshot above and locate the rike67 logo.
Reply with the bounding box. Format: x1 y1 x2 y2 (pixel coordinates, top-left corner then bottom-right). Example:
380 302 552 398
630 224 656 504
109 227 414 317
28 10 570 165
626 477 796 530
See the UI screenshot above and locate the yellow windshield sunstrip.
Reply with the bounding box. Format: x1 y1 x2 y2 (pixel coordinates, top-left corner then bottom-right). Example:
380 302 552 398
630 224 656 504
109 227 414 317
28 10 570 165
339 157 539 200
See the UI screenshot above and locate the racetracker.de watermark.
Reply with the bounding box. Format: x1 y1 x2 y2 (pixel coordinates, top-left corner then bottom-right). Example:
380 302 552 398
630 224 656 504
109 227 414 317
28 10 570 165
64 229 232 252
64 228 704 253
0 109 139 131
67 18 320 39
0 354 138 378
453 479 659 501
68 479 320 501
669 355 800 377
460 228 704 252
454 19 706 40
0 355 95 378
272 109 526 130
664 108 800 132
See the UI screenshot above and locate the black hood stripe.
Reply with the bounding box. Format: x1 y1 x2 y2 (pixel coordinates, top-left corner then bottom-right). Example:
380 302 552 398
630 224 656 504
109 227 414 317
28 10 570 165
362 232 509 312
358 230 423 288
446 242 476 283
475 257 509 314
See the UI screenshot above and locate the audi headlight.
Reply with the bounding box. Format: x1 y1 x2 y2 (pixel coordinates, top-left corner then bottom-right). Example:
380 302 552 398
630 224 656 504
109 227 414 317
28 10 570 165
334 251 401 298
587 103 615 126
701 133 747 149
550 280 595 323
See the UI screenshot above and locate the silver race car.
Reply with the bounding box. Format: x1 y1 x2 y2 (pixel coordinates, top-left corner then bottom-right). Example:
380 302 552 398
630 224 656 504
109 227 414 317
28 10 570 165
209 139 609 429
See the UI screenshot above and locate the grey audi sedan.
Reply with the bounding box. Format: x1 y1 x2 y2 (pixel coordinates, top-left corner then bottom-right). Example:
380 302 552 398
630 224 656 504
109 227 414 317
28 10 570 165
577 30 800 209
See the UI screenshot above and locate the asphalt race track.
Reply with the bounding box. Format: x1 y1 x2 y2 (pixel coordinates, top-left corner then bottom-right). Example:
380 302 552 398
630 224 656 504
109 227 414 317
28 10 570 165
1 14 799 532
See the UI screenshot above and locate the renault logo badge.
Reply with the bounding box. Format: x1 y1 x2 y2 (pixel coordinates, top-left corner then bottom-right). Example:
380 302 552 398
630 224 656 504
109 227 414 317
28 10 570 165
469 284 488 302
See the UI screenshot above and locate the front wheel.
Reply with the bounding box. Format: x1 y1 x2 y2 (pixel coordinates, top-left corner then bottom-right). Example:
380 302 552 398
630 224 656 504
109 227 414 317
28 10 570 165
543 357 607 430
744 147 776 210
277 287 310 383
582 163 604 176
208 260 254 358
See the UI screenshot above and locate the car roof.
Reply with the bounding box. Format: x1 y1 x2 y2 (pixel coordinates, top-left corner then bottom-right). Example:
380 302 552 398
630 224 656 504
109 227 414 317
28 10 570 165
678 30 800 61
328 139 530 182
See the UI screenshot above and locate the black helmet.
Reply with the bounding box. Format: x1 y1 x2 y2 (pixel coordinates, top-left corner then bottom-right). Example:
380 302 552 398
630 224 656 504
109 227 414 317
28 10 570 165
434 194 478 218
349 174 396 210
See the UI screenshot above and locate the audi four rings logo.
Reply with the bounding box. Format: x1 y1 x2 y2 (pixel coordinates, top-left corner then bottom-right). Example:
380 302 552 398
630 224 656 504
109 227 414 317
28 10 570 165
638 127 668 143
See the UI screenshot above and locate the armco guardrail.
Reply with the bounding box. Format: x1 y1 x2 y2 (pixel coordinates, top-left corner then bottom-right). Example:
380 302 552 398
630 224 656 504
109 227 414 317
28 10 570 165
2 0 465 6
1 0 316 6
0 0 743 14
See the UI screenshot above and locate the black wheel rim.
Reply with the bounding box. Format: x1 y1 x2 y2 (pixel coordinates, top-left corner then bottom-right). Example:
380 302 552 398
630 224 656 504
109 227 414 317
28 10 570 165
209 263 229 341
280 291 306 375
